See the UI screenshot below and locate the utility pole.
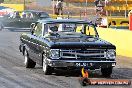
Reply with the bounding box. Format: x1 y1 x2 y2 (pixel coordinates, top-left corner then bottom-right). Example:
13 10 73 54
24 0 26 10
125 0 128 18
85 0 87 18
105 0 108 16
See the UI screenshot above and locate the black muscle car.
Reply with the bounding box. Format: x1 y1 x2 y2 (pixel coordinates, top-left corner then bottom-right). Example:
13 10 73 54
0 10 50 30
19 19 116 77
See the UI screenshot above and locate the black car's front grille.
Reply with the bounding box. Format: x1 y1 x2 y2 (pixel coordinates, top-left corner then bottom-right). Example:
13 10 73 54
60 49 106 60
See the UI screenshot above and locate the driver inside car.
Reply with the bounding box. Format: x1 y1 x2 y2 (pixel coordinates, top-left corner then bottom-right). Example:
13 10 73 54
44 25 58 38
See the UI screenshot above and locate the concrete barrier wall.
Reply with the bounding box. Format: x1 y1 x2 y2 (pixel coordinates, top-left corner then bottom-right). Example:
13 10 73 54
0 4 24 11
97 27 132 58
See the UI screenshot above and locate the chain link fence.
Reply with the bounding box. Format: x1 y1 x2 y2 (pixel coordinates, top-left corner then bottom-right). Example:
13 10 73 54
24 0 131 19
3 0 131 19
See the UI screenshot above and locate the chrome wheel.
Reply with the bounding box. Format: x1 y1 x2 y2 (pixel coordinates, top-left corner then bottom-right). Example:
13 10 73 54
24 50 36 68
42 55 52 75
24 50 28 65
43 61 47 73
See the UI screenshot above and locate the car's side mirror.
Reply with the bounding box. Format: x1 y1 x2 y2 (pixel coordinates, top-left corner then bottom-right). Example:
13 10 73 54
31 28 34 35
30 23 36 35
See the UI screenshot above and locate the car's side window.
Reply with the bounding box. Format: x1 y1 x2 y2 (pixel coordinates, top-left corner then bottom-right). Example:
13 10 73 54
21 12 34 19
27 12 34 19
34 23 42 37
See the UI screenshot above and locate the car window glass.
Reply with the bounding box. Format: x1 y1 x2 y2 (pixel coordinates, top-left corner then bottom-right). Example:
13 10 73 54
26 12 34 19
8 12 14 18
58 24 76 32
34 23 42 36
11 11 21 18
75 24 83 33
86 25 96 36
37 12 49 18
21 12 27 18
43 24 48 36
42 23 97 38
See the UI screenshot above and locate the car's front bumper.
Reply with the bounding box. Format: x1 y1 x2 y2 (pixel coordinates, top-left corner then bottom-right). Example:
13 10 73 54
46 59 116 69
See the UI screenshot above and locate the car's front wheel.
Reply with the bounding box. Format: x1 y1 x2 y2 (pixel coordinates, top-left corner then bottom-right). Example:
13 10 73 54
101 67 113 77
43 55 53 75
0 24 4 31
24 50 36 68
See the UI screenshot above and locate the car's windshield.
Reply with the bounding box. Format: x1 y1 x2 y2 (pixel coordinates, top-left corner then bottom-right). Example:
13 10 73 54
38 12 50 18
44 23 98 38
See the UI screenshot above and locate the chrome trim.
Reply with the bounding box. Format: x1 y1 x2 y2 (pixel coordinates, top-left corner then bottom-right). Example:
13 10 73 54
60 49 106 59
21 38 45 48
47 59 116 63
47 59 116 67
61 56 106 59
62 52 104 56
61 56 76 58
60 49 106 51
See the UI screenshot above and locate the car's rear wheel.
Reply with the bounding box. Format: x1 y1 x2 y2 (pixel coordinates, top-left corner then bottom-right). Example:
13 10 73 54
101 67 113 77
24 50 36 68
43 55 52 75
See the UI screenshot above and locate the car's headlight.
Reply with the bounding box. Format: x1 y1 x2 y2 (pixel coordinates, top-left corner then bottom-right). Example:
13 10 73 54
50 49 60 59
105 49 116 59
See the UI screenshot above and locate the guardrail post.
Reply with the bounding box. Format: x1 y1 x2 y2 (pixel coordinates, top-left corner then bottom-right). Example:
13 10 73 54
23 0 26 10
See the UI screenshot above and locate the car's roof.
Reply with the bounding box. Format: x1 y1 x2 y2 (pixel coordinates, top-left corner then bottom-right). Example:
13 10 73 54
23 10 48 13
14 10 49 14
23 10 50 17
38 19 92 24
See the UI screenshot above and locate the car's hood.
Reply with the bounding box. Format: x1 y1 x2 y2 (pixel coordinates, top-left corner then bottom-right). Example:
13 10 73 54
21 33 116 49
46 37 116 49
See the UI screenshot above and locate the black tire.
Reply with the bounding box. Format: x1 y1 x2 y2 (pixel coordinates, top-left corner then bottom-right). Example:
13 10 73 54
24 50 36 68
42 55 53 75
79 78 90 86
101 67 113 77
81 80 87 86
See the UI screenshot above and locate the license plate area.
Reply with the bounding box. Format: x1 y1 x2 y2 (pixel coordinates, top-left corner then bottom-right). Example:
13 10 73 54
75 62 91 67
